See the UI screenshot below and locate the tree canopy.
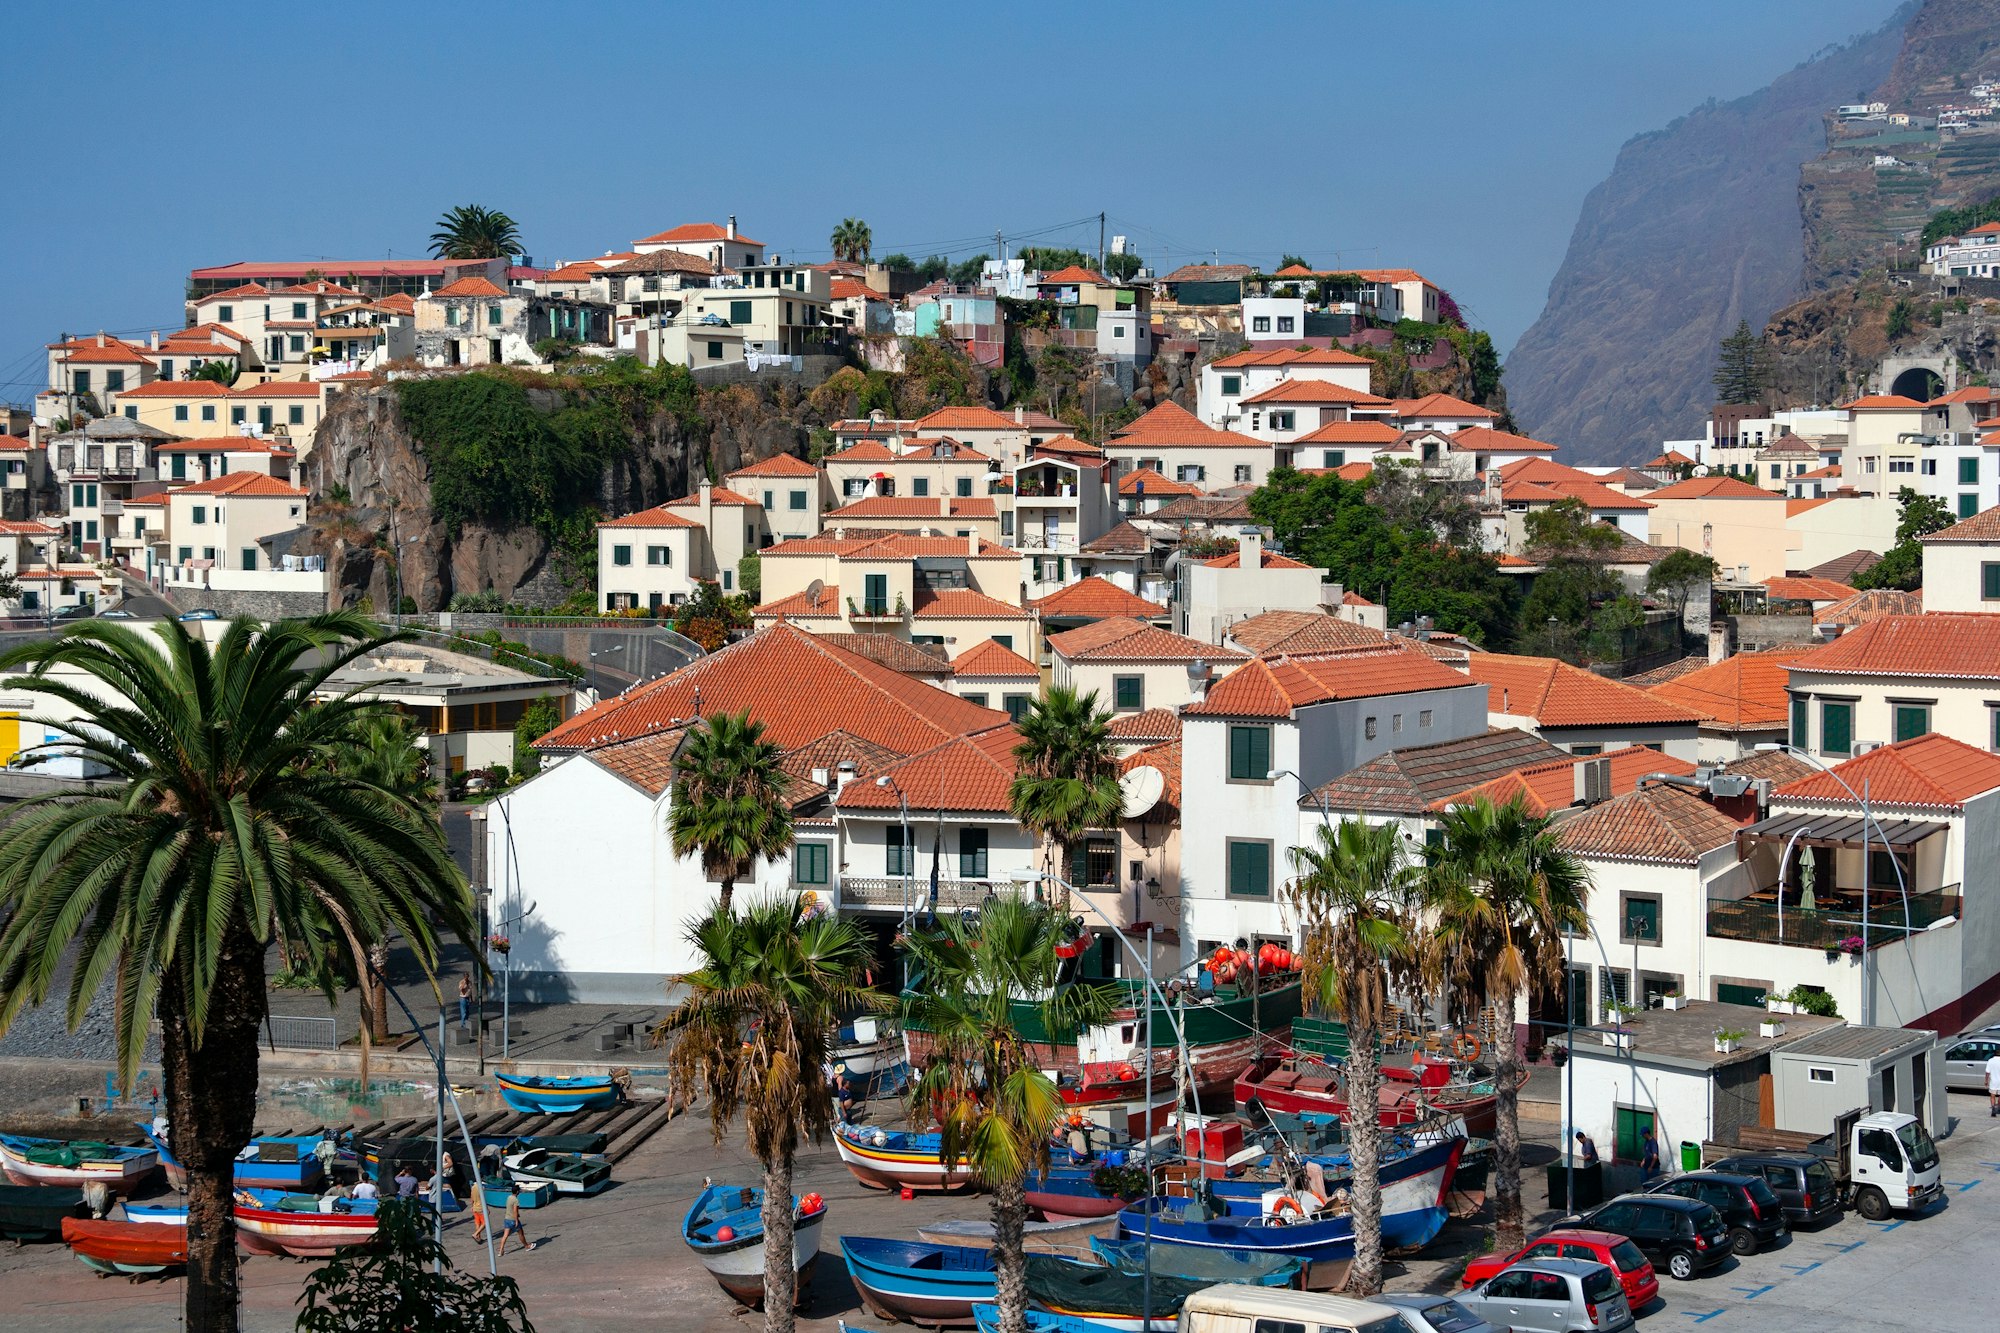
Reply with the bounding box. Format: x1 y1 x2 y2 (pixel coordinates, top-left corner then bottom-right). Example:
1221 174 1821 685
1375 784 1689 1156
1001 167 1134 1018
1017 246 1093 273
1923 193 2000 248
1853 486 1953 590
428 205 522 260
1712 318 1770 405
830 218 873 263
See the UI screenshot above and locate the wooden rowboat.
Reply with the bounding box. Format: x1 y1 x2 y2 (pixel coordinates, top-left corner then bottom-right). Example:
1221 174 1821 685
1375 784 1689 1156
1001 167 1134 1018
63 1217 187 1278
681 1182 827 1308
840 1236 996 1327
233 1189 379 1257
833 1125 976 1192
494 1072 617 1114
500 1148 611 1196
0 1185 89 1242
0 1136 156 1194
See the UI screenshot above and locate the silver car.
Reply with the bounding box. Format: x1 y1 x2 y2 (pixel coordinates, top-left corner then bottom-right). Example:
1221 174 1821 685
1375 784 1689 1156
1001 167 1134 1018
1375 1292 1499 1333
1457 1258 1634 1333
1943 1033 2000 1092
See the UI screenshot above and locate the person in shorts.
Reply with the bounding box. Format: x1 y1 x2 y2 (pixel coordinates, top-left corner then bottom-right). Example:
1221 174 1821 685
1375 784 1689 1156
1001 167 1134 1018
497 1182 534 1255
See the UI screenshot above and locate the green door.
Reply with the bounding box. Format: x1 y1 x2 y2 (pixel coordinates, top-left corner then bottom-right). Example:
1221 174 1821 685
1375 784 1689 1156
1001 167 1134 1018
1615 1106 1656 1162
1718 982 1766 1007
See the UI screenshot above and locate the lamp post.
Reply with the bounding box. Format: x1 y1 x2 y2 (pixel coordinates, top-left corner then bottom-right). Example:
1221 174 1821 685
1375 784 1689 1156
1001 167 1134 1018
1267 767 1332 833
1775 823 1816 944
875 775 912 928
1752 743 1910 1026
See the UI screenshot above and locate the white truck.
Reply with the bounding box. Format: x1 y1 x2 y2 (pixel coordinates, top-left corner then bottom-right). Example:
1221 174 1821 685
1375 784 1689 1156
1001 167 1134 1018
1708 1106 1943 1220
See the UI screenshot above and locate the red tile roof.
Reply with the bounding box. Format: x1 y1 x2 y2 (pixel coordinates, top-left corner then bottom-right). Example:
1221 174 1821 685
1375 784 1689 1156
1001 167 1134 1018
1031 576 1168 619
763 532 1015 559
1446 425 1559 454
1841 394 1930 410
1038 265 1108 285
1647 475 1781 500
0 519 59 535
1185 649 1475 717
1812 588 1920 624
1645 647 1813 730
1296 420 1402 445
169 473 307 498
1787 498 1832 516
1030 435 1105 460
1540 479 1655 511
430 277 508 299
197 283 271 302
912 587 1028 620
1108 707 1181 743
837 438 991 462
1776 733 2000 811
1555 785 1746 864
47 337 152 365
1047 617 1236 663
1110 402 1264 448
635 222 765 246
952 638 1040 678
825 495 996 520
597 505 701 529
1353 268 1434 286
1223 610 1389 656
1203 549 1311 569
754 585 842 619
1919 503 2000 543
666 486 760 507
834 724 1022 814
1789 613 2000 678
1209 346 1373 369
727 452 820 478
1764 576 1858 602
1117 467 1201 497
1499 457 1600 486
537 621 1004 754
1432 746 1696 817
1080 522 1153 555
115 380 233 399
1240 379 1390 406
232 381 323 398
1645 450 1697 467
1469 653 1704 727
1393 393 1499 420
828 279 883 302
1928 385 2000 406
912 406 1038 433
1161 263 1254 282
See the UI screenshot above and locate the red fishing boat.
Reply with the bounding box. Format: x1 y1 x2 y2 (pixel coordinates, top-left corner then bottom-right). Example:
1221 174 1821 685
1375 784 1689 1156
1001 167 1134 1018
1057 1065 1179 1139
1233 1054 1525 1138
62 1217 188 1278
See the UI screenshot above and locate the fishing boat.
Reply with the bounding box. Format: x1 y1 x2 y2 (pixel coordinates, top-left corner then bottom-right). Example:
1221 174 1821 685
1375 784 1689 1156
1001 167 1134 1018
682 1181 828 1308
834 1015 908 1098
233 1188 380 1258
480 1177 555 1209
974 1305 1123 1333
1233 1054 1524 1138
833 1124 976 1192
1025 1169 1141 1224
500 1147 612 1196
917 1212 1113 1252
121 1201 187 1225
0 1136 157 1194
840 1237 996 1326
1022 1253 1210 1333
62 1217 186 1278
494 1071 617 1114
139 1124 349 1193
906 975 1305 1104
0 1185 89 1242
1089 1233 1302 1286
1208 1135 1465 1214
1116 1195 1450 1281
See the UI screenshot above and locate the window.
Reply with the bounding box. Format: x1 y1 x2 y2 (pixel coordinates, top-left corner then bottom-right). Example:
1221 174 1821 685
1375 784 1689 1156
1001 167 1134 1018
1113 324 1126 338
288 405 304 425
794 843 829 885
72 370 90 394
177 547 192 563
174 405 189 422
217 305 233 321
1571 744 1602 757
1962 493 1980 518
231 407 246 424
962 692 988 707
85 520 98 540
612 544 632 567
487 305 503 326
1622 894 1662 945
1251 316 1271 333
241 548 257 571
992 635 1013 651
1114 675 1144 711
1234 464 1253 483
721 570 732 590
1220 375 1241 396
729 300 752 325
105 371 125 392
1269 411 1295 431
1276 315 1295 333
1770 464 1781 480
1791 696 1810 749
1893 702 1931 742
646 546 670 566
200 405 215 422
884 826 915 876
191 505 207 525
1228 725 1271 781
864 573 888 615
446 306 460 326
1003 694 1030 722
1226 839 1271 897
1889 458 1915 474
1364 716 1378 740
1419 709 1433 727
257 406 274 428
1808 1066 1836 1083
1870 847 1911 890
955 476 973 498
1962 457 1981 486
959 828 989 878
1984 563 2000 602
1820 699 1853 756
291 302 307 320
1321 449 1346 467
913 478 930 497
1923 458 1938 476
1176 464 1205 483
1392 713 1403 733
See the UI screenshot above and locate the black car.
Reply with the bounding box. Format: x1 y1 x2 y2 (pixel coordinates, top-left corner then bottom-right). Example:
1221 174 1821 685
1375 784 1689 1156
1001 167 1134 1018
1564 1194 1731 1281
1708 1151 1843 1229
1642 1171 1787 1255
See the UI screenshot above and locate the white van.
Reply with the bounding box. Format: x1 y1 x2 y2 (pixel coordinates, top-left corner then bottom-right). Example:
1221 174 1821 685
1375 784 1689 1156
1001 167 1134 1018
1178 1285 1410 1333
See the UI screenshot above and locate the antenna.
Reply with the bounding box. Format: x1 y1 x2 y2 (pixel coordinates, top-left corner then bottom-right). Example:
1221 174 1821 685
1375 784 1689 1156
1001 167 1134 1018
805 578 824 610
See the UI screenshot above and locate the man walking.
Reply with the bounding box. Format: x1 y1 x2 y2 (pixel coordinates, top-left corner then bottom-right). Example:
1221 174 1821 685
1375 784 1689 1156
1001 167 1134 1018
1574 1129 1600 1165
1640 1127 1662 1179
1985 1045 2000 1118
497 1182 534 1255
458 973 473 1032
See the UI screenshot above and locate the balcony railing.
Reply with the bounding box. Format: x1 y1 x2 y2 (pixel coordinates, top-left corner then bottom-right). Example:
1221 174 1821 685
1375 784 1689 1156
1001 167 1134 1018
1706 886 1961 950
839 875 1020 912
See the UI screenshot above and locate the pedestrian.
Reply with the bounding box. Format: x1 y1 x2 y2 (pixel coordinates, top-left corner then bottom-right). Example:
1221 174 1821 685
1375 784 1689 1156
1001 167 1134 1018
1640 1128 1662 1179
351 1176 379 1203
312 1130 338 1178
1575 1130 1600 1165
835 1072 856 1126
478 1143 503 1181
469 1186 490 1243
394 1165 418 1199
1986 1046 2000 1118
458 974 472 1031
497 1183 533 1255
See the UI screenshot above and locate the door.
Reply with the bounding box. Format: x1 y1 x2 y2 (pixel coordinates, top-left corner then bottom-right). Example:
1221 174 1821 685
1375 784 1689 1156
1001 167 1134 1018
1517 1271 1571 1333
1944 1039 1997 1092
1479 1271 1538 1331
0 711 16 767
1615 1106 1656 1162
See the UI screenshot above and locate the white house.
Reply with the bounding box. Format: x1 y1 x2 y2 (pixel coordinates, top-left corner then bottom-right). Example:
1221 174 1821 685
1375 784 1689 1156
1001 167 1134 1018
1196 346 1375 430
1918 504 2000 611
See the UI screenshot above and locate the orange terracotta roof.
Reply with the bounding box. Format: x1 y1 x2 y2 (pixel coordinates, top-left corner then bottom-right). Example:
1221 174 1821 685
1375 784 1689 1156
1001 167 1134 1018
1224 610 1389 656
1646 647 1813 730
1031 435 1105 460
197 283 270 302
912 588 1028 620
1928 386 2000 406
120 494 169 507
834 725 1021 814
1031 577 1168 619
114 380 233 399
430 276 508 299
1295 420 1402 445
1645 450 1696 467
1447 425 1559 454
1185 649 1475 718
753 585 842 619
1209 346 1373 369
1203 548 1311 570
0 519 59 535
543 261 607 283
169 473 307 498
763 533 1016 559
1047 617 1236 663
1787 498 1832 516
0 437 39 452
1542 479 1655 511
47 337 151 365
1353 268 1434 286
231 381 322 397
1501 479 1570 504
666 486 760 507
825 495 995 520
1431 747 1696 818
1469 653 1704 727
1647 475 1781 500
1919 503 2000 542
1393 393 1499 420
635 222 765 246
1081 521 1152 556
1840 394 1930 410
1117 466 1201 497
912 406 1028 433
1272 264 1317 277
1797 464 1841 479
1299 462 1378 482
1240 378 1390 406
162 322 250 348
1038 265 1108 285
597 505 701 529
727 452 820 478
1555 785 1746 864
837 438 991 463
952 638 1040 678
537 621 1004 754
828 278 882 302
1789 613 2000 678
1499 457 1599 485
1110 402 1264 448
1108 707 1181 742
1812 588 1920 624
374 293 416 315
1764 576 1858 602
1776 733 2000 811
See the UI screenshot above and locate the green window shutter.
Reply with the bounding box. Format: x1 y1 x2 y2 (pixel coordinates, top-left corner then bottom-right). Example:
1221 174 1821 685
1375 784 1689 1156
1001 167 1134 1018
729 300 752 325
963 692 987 707
1821 701 1852 757
864 573 887 613
1961 457 1980 486
1005 694 1030 722
1115 676 1143 710
1069 840 1088 885
1985 563 2000 601
1228 725 1271 780
1227 841 1270 897
1790 697 1809 750
1625 898 1661 943
886 826 910 876
613 545 631 566
797 844 828 884
959 828 988 878
1961 493 1980 519
1220 375 1240 395
994 635 1011 650
1894 705 1929 742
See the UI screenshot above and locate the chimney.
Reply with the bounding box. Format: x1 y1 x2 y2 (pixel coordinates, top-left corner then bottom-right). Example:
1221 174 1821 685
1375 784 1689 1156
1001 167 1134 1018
1237 526 1262 570
834 760 857 794
967 529 980 556
96 331 106 348
1708 618 1733 664
149 331 159 351
1015 406 1026 424
726 215 737 240
940 491 952 518
698 479 714 528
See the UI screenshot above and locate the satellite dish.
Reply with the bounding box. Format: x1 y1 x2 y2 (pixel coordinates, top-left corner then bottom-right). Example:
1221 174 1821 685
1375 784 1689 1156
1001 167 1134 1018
1119 766 1165 819
805 578 824 609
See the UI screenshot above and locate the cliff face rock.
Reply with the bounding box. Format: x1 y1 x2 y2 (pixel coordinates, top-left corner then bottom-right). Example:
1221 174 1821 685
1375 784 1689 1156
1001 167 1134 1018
1762 281 2000 406
1506 14 1906 462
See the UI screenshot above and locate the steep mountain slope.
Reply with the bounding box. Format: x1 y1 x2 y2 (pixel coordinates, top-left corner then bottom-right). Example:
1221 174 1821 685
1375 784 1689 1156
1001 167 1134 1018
1506 13 1907 463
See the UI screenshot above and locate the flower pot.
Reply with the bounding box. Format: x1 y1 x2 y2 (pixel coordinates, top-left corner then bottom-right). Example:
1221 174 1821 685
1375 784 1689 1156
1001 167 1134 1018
1661 995 1688 1011
1715 1038 1741 1054
1603 1030 1632 1051
1766 999 1795 1015
1760 1020 1785 1039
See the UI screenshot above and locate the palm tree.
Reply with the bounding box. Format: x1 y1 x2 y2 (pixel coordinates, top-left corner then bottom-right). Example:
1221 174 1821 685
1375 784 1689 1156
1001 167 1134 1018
901 898 1118 1333
662 899 876 1333
0 615 474 1333
429 204 523 260
668 712 793 914
189 360 239 387
829 217 873 264
1427 794 1591 1252
1286 818 1425 1297
334 711 439 1044
1008 688 1124 903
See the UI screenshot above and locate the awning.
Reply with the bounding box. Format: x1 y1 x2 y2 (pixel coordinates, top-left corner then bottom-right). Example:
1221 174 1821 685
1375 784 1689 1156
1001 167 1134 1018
1736 810 1946 855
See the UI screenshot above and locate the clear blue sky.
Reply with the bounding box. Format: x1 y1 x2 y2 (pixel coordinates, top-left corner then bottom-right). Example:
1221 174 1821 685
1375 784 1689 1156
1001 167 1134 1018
0 0 1900 405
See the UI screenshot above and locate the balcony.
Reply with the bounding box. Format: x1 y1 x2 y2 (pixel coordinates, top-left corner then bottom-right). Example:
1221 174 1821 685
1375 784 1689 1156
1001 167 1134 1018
1706 886 1961 951
847 597 906 625
839 875 1020 912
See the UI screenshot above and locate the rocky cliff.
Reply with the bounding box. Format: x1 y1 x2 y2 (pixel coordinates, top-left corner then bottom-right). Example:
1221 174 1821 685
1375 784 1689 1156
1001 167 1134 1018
1505 10 1910 463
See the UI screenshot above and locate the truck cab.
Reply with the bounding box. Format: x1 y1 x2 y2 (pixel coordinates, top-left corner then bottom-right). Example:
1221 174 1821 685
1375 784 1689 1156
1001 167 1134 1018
1846 1111 1942 1219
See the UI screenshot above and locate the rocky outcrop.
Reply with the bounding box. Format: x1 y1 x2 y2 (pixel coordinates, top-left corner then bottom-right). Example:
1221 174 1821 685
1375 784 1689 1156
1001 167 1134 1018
1761 280 2000 406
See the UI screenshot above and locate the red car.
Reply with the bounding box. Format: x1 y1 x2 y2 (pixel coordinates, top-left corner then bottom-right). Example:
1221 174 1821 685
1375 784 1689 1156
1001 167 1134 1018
1461 1228 1661 1311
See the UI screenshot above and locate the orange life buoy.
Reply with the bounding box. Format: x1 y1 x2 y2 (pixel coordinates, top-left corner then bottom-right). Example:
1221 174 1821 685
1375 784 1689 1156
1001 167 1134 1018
1453 1032 1481 1063
1270 1195 1307 1221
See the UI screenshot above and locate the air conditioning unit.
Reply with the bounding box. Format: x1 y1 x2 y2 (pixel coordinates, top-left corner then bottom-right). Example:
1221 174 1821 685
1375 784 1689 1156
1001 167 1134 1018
1573 756 1613 807
1853 741 1883 756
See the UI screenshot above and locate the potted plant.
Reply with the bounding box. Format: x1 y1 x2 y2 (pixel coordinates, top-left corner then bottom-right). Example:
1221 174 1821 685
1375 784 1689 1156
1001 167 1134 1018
1766 995 1796 1016
1714 1028 1744 1054
1838 935 1865 957
1603 1027 1633 1052
1760 1016 1786 1038
1661 989 1688 1011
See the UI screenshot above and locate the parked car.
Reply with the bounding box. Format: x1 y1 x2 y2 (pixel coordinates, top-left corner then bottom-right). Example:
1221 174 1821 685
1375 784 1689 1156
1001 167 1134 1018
1942 1033 2000 1092
1642 1170 1786 1254
1460 1228 1659 1310
1375 1292 1498 1333
1706 1151 1844 1228
1562 1194 1730 1280
1456 1258 1633 1333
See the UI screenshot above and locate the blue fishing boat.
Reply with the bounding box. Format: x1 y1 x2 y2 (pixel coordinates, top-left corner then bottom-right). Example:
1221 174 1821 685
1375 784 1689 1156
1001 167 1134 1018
1024 1168 1134 1223
1208 1134 1463 1211
479 1177 554 1209
138 1124 349 1193
974 1305 1123 1333
839 1236 996 1326
682 1181 828 1308
1117 1195 1449 1270
121 1201 188 1225
1087 1234 1302 1286
494 1071 617 1114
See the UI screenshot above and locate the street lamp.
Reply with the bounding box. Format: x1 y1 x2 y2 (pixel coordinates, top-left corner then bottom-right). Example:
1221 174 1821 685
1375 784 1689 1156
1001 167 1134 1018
875 775 912 927
1752 742 1910 1025
1267 768 1332 833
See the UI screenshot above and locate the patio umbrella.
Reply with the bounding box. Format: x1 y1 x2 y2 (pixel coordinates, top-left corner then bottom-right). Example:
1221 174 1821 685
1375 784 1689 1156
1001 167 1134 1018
1799 851 1816 912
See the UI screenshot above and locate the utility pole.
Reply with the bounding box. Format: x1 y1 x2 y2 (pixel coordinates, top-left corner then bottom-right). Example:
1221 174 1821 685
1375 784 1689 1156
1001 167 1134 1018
1098 213 1106 274
995 230 1004 266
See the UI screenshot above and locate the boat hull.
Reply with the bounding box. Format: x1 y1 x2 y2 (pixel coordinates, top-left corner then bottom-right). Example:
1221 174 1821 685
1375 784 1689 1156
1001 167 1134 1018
494 1073 617 1114
917 1212 1115 1252
841 1238 996 1328
0 1138 157 1194
693 1211 825 1308
834 1127 975 1192
1234 1060 1521 1137
1117 1198 1450 1277
0 1185 89 1242
234 1204 379 1257
63 1218 187 1274
121 1203 187 1225
1209 1136 1465 1213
